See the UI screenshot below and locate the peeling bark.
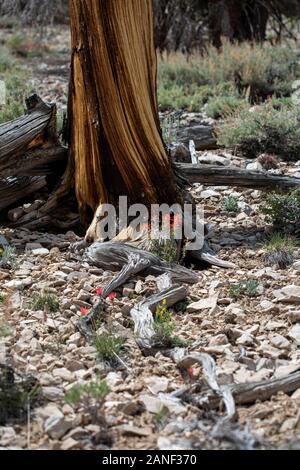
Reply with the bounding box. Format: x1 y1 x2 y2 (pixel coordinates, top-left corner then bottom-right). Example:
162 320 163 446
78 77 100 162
68 0 179 230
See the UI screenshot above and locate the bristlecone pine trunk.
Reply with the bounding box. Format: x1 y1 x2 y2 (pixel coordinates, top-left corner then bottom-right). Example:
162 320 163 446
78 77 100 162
67 0 178 240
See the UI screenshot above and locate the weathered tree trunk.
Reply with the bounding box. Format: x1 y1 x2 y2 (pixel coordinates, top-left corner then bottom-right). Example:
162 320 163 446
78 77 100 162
67 0 179 236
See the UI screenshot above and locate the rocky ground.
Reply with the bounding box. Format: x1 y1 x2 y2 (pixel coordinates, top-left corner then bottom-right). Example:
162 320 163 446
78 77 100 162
0 27 300 451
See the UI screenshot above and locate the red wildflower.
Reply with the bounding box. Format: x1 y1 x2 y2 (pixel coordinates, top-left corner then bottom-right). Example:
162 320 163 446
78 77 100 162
95 288 117 300
108 292 117 300
80 307 89 316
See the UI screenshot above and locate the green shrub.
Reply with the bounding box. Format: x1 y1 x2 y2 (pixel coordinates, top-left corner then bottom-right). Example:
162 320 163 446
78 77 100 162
0 47 15 72
264 233 296 269
157 44 300 112
94 332 125 362
65 378 109 406
153 300 188 348
218 104 300 161
29 292 59 313
65 377 109 425
0 73 30 124
228 280 260 298
260 190 300 234
222 195 239 213
206 96 243 119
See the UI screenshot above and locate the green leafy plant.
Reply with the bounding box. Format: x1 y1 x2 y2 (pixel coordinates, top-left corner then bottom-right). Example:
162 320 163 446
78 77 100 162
264 233 296 269
154 407 170 428
228 279 260 298
153 300 188 348
222 195 239 213
93 332 125 363
0 293 5 304
29 292 59 313
260 190 300 234
65 377 109 425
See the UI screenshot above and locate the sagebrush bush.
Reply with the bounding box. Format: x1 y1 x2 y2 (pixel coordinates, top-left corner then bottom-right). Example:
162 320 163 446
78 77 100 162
0 73 30 124
206 96 244 119
217 104 300 160
260 190 300 234
157 43 300 111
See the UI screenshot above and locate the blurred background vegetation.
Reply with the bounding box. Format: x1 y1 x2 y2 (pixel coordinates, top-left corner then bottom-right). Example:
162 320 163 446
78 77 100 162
1 0 300 160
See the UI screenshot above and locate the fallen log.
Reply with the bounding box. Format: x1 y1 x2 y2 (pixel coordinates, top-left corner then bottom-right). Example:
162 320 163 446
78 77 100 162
177 164 300 190
0 177 47 211
0 94 66 177
0 95 67 213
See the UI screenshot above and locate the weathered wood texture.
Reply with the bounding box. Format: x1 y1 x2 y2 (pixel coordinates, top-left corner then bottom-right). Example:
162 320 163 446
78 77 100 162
0 177 46 211
0 94 66 177
0 95 66 212
177 164 300 190
68 0 178 230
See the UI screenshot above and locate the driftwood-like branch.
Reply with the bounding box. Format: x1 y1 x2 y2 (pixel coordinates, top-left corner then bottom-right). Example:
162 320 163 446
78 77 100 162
177 164 300 190
77 242 198 341
178 353 237 421
189 370 300 410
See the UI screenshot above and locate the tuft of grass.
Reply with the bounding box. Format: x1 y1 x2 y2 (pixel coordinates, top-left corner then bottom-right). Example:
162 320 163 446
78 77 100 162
260 190 300 234
29 292 59 313
0 293 5 304
217 104 300 161
228 279 260 298
222 195 239 213
93 332 125 363
264 233 296 269
0 247 19 269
